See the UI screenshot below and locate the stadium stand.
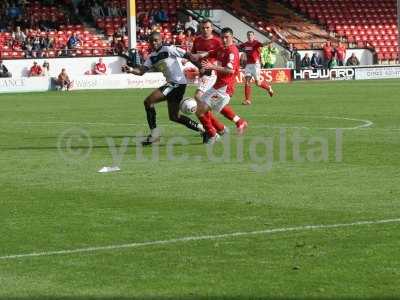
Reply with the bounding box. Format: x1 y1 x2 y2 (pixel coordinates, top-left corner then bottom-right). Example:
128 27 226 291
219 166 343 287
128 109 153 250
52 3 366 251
220 0 338 50
284 0 399 63
0 0 113 59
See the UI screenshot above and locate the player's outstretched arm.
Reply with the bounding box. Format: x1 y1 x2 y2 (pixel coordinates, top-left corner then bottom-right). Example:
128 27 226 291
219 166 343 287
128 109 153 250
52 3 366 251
122 64 149 76
187 52 208 62
201 60 234 75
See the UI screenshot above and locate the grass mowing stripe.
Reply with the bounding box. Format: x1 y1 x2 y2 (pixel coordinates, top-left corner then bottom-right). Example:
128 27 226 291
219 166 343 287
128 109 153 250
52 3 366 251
1 218 399 261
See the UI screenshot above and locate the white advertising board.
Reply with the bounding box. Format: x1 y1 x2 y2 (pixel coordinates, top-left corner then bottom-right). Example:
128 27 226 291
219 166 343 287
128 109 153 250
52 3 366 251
355 66 400 80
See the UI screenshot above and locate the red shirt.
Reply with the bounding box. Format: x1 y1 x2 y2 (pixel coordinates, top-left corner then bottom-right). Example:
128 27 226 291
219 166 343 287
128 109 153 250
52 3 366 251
192 35 222 64
95 63 107 74
29 65 42 76
208 44 240 96
239 40 262 64
336 45 346 61
323 44 333 60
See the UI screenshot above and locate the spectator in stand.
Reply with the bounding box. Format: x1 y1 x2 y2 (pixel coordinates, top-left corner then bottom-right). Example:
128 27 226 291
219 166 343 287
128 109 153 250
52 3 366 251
67 33 81 49
152 8 168 23
111 36 126 55
29 61 43 76
336 42 347 66
23 37 33 58
346 53 360 66
114 25 126 39
261 42 278 68
32 36 43 58
0 60 12 78
12 26 26 43
310 52 323 69
56 68 72 91
301 53 311 69
284 43 295 69
41 61 50 76
322 41 334 68
184 15 199 33
328 52 338 68
293 47 301 71
93 57 107 75
41 36 54 52
8 3 21 19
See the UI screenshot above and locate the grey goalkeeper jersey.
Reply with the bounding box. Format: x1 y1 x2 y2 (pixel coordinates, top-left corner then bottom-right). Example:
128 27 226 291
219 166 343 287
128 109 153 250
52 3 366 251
143 45 188 85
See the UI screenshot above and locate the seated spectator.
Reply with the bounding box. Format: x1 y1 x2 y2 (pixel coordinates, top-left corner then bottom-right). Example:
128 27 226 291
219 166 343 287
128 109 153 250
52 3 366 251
111 37 126 55
328 53 339 68
29 61 42 76
93 58 107 75
56 68 72 91
346 53 360 66
184 15 199 33
301 53 311 69
0 60 12 78
42 61 50 76
23 38 33 58
31 36 43 58
67 33 81 49
12 26 26 43
310 53 323 69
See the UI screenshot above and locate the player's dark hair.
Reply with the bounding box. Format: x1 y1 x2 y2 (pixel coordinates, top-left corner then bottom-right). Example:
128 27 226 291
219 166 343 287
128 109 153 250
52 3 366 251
221 27 233 35
247 31 254 35
150 31 161 40
201 19 213 25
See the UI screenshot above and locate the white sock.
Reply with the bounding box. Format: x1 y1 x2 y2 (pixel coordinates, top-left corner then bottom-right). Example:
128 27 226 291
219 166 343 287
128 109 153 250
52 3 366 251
151 127 160 138
233 116 240 123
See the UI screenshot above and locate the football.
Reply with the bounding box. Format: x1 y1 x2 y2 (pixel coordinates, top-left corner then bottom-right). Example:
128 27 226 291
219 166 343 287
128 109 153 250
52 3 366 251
180 97 197 115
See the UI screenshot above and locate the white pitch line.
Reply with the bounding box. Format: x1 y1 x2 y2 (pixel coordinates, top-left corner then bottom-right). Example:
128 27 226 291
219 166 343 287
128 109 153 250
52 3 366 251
1 218 399 261
252 114 374 130
0 119 376 131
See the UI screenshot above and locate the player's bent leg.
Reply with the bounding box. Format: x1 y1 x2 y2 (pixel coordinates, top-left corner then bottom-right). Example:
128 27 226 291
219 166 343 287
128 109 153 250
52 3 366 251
196 97 219 143
220 105 248 135
142 89 166 146
255 78 274 97
167 100 203 133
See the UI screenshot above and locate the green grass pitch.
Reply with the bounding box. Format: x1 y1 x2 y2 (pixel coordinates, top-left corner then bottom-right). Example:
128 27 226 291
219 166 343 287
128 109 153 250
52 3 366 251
0 80 400 299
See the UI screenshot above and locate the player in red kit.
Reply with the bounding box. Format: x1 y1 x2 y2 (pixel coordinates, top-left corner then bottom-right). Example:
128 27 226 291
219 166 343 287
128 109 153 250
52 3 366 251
239 31 274 105
191 27 247 144
191 20 247 140
94 58 107 75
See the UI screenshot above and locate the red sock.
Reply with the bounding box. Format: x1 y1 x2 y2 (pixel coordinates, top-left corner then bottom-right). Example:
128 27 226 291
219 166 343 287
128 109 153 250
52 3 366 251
220 105 240 124
206 111 225 132
259 81 271 90
245 83 252 101
199 114 216 137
